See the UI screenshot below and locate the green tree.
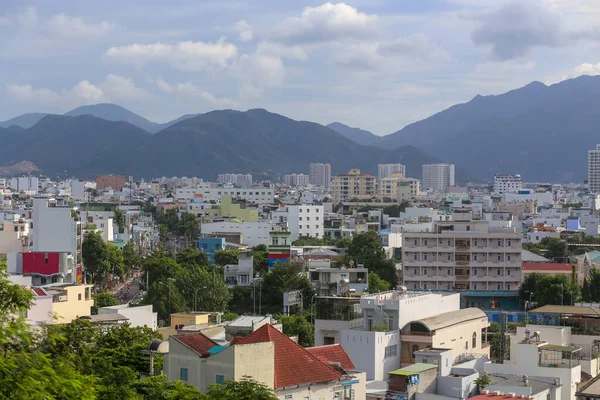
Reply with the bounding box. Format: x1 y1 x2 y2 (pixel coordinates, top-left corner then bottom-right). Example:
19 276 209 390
82 231 110 284
279 314 314 347
214 249 239 266
0 262 97 399
261 263 314 310
583 277 592 302
251 248 268 276
336 237 352 249
206 377 276 400
107 242 127 280
133 375 205 400
177 267 232 312
176 247 210 268
474 374 491 390
92 291 119 315
123 242 141 271
368 272 390 293
114 207 126 233
540 237 568 259
348 231 385 267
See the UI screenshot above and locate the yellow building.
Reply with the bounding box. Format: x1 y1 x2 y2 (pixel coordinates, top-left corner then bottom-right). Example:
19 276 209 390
332 169 377 203
44 284 93 323
400 308 490 366
378 173 421 201
220 195 258 222
170 312 220 329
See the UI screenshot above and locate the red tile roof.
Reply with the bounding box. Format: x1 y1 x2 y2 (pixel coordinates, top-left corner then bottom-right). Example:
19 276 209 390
522 263 572 271
235 324 342 389
306 344 355 371
32 287 47 296
172 333 219 358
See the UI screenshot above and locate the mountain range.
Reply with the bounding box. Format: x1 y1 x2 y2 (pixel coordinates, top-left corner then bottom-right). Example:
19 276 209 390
0 103 200 133
0 109 456 181
3 74 598 182
328 75 600 182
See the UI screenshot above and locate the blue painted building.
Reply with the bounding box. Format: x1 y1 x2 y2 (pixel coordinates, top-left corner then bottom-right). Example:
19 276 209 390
198 237 226 264
460 290 521 312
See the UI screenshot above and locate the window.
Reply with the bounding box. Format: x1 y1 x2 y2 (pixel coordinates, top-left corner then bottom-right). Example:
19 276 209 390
497 269 501 276
414 254 418 261
448 254 451 261
180 368 188 382
497 284 501 290
299 217 302 221
447 269 451 275
508 240 512 246
448 240 451 246
414 268 418 275
216 375 224 384
497 255 501 262
498 240 502 247
474 240 478 246
474 254 478 262
424 269 427 275
284 394 293 400
474 283 478 290
465 341 469 350
14 226 18 232
424 239 428 246
473 268 477 276
472 332 477 348
307 217 310 221
298 225 302 229
411 344 419 358
44 253 49 264
424 254 428 261
78 293 82 301
299 209 303 213
316 225 319 229
384 345 397 358
507 255 511 262
507 269 511 276
316 217 319 220
423 283 428 289
414 239 417 246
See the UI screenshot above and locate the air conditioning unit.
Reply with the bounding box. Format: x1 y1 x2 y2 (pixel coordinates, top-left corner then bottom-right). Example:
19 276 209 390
57 295 68 302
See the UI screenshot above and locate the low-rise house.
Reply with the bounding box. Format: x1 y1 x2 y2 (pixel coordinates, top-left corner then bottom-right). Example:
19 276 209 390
165 324 366 399
98 303 158 329
28 283 93 324
224 315 280 341
223 252 253 287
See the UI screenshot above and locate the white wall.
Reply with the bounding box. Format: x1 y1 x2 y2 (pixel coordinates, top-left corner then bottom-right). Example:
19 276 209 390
31 198 77 257
99 304 158 329
200 222 270 247
341 330 400 381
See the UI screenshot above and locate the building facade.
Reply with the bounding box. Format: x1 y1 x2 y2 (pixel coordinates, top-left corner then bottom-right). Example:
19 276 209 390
402 207 523 294
283 173 310 187
217 173 253 187
96 175 126 191
422 163 455 192
493 174 523 194
309 163 332 188
589 144 600 193
331 169 377 203
378 163 406 181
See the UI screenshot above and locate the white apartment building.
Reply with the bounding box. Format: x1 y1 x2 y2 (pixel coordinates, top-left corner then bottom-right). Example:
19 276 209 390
589 144 600 193
314 291 460 381
493 174 523 194
271 204 324 241
402 207 522 292
422 163 455 192
378 163 406 181
309 163 332 188
217 173 252 187
200 221 270 247
283 173 309 187
30 198 79 266
98 304 158 329
175 187 273 204
9 176 39 193
484 325 584 400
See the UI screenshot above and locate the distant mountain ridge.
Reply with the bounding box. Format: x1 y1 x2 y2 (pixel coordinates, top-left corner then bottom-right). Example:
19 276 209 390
326 122 380 146
0 103 201 133
0 109 462 181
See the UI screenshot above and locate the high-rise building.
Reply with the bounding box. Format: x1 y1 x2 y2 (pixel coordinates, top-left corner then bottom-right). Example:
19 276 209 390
331 169 377 203
493 174 522 194
422 164 455 192
217 173 253 187
589 145 600 193
283 174 310 187
309 163 332 188
378 163 405 181
402 207 522 293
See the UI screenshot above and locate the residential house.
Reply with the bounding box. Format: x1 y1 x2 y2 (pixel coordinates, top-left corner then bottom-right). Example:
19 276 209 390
198 237 225 264
27 283 93 324
331 169 377 204
165 324 366 399
98 303 158 329
223 252 253 287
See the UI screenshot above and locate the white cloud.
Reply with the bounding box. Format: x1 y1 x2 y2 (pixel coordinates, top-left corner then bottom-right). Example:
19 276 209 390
256 42 308 61
574 62 600 76
155 76 235 106
18 6 38 28
273 2 379 45
100 74 149 100
6 75 148 108
47 14 115 39
230 53 285 99
234 20 253 42
106 39 238 70
334 34 451 71
471 1 563 61
0 16 12 27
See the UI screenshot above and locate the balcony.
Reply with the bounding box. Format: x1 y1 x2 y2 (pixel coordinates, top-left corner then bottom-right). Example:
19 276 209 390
456 260 470 266
456 274 470 280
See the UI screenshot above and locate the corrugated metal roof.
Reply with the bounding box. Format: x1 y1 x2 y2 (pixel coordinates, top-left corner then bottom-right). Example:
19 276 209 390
227 315 269 328
414 308 487 332
389 363 437 375
530 304 600 316
521 249 550 262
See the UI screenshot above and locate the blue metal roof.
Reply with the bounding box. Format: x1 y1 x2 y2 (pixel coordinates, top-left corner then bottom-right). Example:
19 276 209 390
460 290 519 297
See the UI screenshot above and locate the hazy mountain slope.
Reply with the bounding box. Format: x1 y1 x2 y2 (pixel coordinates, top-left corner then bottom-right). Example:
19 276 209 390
326 122 381 146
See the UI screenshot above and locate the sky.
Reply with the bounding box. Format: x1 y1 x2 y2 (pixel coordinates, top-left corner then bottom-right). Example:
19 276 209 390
2 0 600 135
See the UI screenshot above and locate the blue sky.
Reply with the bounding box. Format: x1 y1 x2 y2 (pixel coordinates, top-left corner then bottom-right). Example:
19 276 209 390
1 0 600 134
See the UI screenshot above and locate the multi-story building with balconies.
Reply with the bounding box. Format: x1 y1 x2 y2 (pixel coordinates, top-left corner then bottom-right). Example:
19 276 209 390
331 169 377 203
402 207 522 307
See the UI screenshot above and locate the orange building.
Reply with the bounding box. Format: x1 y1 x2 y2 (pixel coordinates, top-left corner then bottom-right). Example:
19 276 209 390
96 175 126 191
